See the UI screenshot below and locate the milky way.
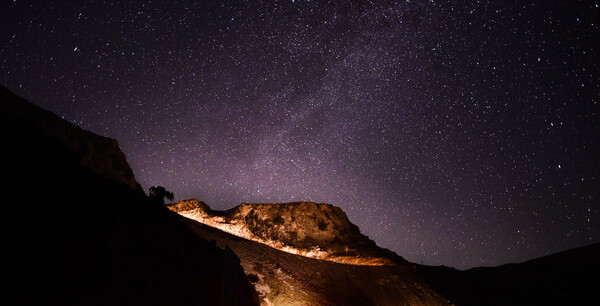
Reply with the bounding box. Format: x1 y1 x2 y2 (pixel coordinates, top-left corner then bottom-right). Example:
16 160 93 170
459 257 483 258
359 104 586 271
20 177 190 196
1 0 599 269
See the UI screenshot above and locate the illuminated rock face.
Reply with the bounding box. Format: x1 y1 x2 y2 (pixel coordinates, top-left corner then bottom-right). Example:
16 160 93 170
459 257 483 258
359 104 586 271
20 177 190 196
168 200 403 266
176 206 450 306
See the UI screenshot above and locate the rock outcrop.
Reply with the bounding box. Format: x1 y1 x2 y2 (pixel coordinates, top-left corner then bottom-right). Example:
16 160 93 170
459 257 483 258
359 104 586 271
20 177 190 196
169 199 406 266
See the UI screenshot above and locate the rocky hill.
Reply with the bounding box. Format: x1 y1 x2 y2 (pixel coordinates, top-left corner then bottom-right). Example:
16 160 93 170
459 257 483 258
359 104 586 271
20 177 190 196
174 213 450 305
168 200 452 304
168 199 406 266
1 85 258 305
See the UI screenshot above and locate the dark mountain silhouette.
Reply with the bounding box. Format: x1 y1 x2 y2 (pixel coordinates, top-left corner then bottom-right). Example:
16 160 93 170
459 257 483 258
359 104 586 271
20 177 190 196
1 85 258 305
417 243 599 306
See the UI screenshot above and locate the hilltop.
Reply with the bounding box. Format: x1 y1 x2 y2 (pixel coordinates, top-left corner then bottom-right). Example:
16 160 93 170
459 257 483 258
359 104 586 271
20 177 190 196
168 199 407 266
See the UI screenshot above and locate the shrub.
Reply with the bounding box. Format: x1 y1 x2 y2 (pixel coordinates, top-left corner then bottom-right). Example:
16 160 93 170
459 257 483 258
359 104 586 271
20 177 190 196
318 219 328 231
273 215 285 225
247 273 259 284
149 186 174 204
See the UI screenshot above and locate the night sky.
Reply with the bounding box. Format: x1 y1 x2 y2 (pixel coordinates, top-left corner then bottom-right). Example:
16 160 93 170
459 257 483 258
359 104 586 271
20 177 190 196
1 0 599 270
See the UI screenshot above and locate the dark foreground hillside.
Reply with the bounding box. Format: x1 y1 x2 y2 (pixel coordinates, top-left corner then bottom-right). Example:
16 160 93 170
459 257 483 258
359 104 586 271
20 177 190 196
0 85 258 305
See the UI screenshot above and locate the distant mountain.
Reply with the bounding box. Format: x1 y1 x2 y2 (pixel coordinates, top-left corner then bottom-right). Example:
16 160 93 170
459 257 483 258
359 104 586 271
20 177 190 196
1 85 258 305
417 243 599 306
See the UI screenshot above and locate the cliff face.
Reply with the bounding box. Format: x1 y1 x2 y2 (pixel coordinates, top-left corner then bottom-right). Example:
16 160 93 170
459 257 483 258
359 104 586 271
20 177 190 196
169 199 406 266
1 86 258 306
231 202 364 248
0 86 141 192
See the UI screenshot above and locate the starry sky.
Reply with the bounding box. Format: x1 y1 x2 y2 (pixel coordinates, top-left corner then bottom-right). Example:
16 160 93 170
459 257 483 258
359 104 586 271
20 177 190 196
1 0 599 270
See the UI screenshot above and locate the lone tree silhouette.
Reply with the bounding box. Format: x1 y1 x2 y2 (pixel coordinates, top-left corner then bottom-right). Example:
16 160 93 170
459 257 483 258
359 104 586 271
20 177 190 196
149 186 174 204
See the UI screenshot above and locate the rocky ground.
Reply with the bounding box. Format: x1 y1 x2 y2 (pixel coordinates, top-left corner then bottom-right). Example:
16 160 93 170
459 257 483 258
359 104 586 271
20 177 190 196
177 215 450 305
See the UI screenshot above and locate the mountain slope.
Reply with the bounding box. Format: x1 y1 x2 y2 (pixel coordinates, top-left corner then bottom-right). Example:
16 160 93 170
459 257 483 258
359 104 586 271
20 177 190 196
168 200 450 305
1 85 258 305
175 213 450 305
